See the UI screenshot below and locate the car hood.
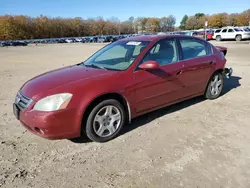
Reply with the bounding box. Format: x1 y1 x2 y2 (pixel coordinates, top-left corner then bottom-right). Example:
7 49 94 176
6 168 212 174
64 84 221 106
21 65 115 99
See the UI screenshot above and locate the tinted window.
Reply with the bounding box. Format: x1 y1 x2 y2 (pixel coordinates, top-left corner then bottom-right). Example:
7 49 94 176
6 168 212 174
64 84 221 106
180 38 210 60
222 29 227 33
234 28 242 32
228 29 234 32
215 29 221 33
141 39 178 66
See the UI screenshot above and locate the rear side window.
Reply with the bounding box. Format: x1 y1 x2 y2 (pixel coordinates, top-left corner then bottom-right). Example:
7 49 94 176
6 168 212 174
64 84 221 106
228 29 234 32
179 38 211 60
222 29 227 33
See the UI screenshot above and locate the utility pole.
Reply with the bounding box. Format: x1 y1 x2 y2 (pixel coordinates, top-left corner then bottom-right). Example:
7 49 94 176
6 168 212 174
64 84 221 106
204 20 208 41
118 20 121 35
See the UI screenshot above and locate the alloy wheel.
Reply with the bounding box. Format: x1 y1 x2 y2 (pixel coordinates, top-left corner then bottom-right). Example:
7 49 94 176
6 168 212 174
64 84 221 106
93 105 121 137
210 75 222 96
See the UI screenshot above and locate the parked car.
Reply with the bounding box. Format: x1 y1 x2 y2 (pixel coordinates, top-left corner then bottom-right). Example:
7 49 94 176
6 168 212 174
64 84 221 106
13 35 233 142
104 36 113 42
206 30 214 40
192 31 205 39
75 38 83 42
65 38 74 43
57 39 67 43
0 41 11 47
97 36 106 43
213 27 250 41
83 37 91 43
10 41 28 46
88 37 98 43
239 27 250 32
110 36 118 42
192 31 214 41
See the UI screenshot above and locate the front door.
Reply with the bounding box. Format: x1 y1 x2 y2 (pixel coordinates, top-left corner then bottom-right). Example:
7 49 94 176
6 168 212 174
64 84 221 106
133 38 186 113
221 28 228 39
227 28 235 39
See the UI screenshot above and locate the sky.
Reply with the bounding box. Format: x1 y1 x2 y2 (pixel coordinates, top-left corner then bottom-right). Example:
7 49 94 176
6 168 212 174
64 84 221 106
0 0 249 25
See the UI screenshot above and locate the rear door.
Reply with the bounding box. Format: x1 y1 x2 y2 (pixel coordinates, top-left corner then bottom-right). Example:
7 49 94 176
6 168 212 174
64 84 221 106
178 37 214 96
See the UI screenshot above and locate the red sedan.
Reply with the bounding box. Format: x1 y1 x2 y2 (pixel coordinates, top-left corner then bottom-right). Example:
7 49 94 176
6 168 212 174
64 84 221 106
13 35 233 142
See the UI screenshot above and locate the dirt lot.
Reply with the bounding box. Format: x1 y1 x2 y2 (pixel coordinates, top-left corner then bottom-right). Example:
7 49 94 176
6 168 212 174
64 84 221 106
0 41 250 188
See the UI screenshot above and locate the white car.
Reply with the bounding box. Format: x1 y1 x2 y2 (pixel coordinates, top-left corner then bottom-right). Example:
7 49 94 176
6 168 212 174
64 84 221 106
65 39 74 43
213 27 250 41
75 38 83 42
239 27 250 32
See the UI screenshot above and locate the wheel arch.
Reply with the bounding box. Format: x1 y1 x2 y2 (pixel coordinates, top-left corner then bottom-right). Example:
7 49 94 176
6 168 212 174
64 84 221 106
235 34 242 41
216 68 224 74
204 68 224 94
80 92 131 134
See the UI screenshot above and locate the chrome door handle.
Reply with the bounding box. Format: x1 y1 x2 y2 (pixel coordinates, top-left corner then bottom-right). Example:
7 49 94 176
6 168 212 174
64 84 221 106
208 60 216 65
176 70 183 75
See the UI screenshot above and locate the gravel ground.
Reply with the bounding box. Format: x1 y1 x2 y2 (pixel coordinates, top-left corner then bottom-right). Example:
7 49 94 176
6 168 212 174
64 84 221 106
0 42 250 188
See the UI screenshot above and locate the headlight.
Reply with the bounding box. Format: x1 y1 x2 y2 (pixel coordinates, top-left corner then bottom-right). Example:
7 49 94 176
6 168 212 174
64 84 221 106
33 93 72 112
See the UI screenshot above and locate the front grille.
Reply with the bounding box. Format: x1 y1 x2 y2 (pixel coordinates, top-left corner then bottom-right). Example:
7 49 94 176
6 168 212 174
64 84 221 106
15 92 32 111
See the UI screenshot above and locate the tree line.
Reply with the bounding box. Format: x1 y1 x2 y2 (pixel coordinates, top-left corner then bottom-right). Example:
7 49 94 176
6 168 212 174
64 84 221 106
180 9 250 30
0 15 176 40
0 8 249 40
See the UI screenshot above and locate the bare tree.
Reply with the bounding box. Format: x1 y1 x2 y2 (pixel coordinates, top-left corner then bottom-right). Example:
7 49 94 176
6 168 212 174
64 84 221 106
0 8 249 40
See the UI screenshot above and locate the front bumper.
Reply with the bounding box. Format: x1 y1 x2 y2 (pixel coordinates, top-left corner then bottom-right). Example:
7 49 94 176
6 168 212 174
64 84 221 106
223 67 233 79
14 105 81 139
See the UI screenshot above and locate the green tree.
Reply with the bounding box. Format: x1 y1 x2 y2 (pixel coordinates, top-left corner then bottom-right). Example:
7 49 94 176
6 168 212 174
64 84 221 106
180 15 188 29
195 13 205 19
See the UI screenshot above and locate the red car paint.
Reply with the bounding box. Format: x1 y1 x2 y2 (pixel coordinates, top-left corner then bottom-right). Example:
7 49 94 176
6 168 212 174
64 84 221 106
13 35 227 139
193 31 214 41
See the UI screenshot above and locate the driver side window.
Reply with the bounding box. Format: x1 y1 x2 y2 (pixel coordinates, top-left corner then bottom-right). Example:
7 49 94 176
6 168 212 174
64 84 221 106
141 39 178 66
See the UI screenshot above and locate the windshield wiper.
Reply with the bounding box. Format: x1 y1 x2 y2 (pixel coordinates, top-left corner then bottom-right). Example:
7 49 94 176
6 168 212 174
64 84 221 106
83 64 107 70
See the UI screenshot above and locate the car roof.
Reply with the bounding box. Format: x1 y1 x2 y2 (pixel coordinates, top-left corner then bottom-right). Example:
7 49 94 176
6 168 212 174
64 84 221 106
119 35 177 42
120 34 205 42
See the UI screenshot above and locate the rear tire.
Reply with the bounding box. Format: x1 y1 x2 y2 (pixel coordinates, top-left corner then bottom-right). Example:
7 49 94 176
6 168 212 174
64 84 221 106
205 72 224 100
235 35 242 41
216 35 222 41
85 99 126 142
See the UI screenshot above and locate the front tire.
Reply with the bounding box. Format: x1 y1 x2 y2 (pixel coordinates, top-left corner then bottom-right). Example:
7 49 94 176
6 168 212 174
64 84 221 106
85 99 126 142
205 72 224 100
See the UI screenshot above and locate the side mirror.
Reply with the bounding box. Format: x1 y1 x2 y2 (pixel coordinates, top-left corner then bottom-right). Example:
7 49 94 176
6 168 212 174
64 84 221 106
138 60 160 70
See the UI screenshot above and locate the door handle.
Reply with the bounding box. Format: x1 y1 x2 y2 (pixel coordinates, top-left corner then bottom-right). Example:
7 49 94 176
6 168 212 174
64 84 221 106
208 60 215 65
176 70 183 75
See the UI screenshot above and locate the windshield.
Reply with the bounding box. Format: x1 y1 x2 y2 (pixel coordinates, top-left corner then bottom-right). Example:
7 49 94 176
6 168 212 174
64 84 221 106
83 40 150 71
